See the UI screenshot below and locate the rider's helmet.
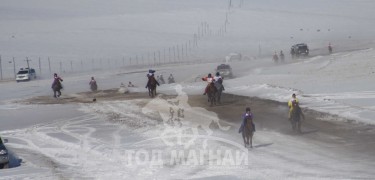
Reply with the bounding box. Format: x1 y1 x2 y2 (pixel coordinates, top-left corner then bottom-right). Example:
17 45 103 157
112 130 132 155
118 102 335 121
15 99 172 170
246 107 251 112
208 73 212 77
54 73 57 77
216 72 220 76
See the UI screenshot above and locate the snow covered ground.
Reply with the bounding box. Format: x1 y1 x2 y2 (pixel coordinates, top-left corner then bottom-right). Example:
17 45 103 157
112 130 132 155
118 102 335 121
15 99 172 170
1 0 375 179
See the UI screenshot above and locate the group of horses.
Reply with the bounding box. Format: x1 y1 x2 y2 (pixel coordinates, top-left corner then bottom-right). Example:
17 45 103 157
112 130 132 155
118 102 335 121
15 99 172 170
145 74 304 149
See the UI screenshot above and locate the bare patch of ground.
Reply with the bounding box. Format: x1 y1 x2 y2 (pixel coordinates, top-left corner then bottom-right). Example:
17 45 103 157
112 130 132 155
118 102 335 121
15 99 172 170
14 88 150 105
16 89 375 159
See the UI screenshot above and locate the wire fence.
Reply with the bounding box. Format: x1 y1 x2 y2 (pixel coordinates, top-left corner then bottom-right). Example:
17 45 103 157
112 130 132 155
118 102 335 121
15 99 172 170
0 0 243 81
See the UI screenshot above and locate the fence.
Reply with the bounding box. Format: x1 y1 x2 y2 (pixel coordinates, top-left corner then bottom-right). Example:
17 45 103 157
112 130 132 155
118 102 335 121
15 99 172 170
0 0 243 81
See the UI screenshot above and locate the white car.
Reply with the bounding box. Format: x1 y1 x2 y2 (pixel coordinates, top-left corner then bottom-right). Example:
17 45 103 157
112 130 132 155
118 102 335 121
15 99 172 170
16 68 36 82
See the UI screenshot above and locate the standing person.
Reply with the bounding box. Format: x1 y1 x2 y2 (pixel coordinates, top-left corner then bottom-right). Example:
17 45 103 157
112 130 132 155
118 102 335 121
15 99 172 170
328 43 333 54
239 107 255 133
202 73 214 95
89 76 97 91
280 50 285 62
288 93 299 120
51 73 63 98
168 74 175 84
273 52 279 63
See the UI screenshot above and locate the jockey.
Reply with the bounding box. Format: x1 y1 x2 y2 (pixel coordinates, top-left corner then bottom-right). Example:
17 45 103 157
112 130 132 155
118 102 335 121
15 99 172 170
51 73 63 98
238 107 255 133
89 76 96 86
145 73 160 89
288 94 299 120
147 69 155 77
89 76 97 91
202 73 214 95
213 72 223 82
214 72 225 91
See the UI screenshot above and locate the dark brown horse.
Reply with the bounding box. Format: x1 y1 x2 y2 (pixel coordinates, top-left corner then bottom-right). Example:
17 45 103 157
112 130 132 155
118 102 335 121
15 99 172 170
290 103 305 133
147 76 159 98
207 82 217 106
242 116 254 148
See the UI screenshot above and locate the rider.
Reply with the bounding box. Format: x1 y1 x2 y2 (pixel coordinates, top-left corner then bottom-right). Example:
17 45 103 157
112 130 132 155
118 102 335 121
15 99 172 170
288 93 299 120
168 74 175 83
89 76 97 91
239 107 255 133
279 50 285 61
214 72 225 91
52 73 63 98
202 73 214 95
273 52 279 62
145 73 160 89
147 69 155 77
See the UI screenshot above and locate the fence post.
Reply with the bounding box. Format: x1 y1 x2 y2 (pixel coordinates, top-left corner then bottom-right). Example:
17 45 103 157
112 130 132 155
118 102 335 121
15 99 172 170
0 55 2 80
59 61 62 74
39 57 41 75
48 57 51 74
13 57 16 78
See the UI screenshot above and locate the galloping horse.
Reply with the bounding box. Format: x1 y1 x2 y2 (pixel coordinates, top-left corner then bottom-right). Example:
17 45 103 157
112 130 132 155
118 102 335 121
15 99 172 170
242 115 254 148
147 76 159 98
207 82 217 106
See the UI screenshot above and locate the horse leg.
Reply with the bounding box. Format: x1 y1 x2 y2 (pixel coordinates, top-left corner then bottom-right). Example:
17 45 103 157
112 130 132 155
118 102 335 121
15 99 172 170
250 134 253 148
298 121 302 133
242 133 247 147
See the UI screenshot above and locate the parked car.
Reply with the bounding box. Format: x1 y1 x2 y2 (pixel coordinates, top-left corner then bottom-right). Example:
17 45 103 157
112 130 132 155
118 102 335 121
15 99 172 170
16 68 36 82
0 137 9 169
216 64 233 78
291 43 309 57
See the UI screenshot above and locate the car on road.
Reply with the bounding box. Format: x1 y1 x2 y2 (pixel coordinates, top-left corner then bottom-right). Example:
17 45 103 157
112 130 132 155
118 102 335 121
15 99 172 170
0 137 9 169
291 43 309 57
216 64 233 78
16 68 36 82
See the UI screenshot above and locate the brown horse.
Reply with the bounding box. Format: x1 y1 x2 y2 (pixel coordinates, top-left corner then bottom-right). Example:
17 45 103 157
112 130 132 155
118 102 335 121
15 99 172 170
206 82 217 106
147 76 159 98
242 116 254 148
290 103 305 133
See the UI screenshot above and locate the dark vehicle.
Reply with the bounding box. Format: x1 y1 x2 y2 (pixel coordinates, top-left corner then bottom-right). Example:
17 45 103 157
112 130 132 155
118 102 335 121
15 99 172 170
216 64 233 78
0 137 9 169
291 43 309 57
16 68 36 82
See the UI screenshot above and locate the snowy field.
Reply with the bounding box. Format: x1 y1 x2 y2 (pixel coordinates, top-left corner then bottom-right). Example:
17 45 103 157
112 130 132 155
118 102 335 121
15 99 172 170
1 0 375 179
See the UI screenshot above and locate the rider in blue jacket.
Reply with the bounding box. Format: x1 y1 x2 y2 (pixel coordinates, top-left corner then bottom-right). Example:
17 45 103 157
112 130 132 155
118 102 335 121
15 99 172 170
239 107 255 133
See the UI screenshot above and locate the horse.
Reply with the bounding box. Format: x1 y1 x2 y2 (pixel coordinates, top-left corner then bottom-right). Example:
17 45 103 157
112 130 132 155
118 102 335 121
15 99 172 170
242 116 254 148
90 81 97 92
214 80 224 104
207 82 217 106
52 79 63 98
290 103 304 133
147 76 158 98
